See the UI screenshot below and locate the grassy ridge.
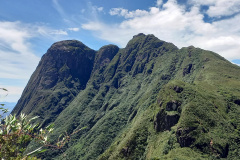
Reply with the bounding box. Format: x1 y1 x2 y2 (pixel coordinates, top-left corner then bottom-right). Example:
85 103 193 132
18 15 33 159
99 79 240 159
12 34 240 159
52 35 239 159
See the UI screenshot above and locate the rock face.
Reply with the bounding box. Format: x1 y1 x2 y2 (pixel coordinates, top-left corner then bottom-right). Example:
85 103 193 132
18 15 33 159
183 64 193 76
176 127 196 147
11 34 240 160
234 99 240 105
154 109 180 132
165 101 181 111
173 86 183 93
93 45 119 73
12 40 96 127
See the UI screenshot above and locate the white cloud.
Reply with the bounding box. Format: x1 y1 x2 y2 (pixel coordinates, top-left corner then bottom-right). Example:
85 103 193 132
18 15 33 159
68 27 80 32
189 0 240 17
0 85 24 102
97 7 104 12
0 21 40 102
82 0 240 60
89 3 104 14
156 0 163 7
109 8 148 18
109 8 128 16
0 21 40 80
52 0 80 26
81 9 85 13
0 21 70 102
36 25 69 40
52 0 66 18
50 29 68 35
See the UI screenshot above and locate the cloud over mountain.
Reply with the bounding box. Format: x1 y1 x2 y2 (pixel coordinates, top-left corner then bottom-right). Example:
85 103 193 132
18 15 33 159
82 0 240 60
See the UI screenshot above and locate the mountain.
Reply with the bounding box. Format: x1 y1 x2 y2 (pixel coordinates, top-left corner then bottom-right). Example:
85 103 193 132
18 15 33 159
12 40 96 127
12 33 240 160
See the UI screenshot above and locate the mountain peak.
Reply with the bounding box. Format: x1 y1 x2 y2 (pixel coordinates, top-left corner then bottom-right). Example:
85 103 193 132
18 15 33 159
50 40 84 47
125 33 178 53
48 40 91 54
133 33 146 38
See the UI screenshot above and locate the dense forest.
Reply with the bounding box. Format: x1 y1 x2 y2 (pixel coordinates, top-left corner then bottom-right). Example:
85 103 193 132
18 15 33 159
11 33 240 160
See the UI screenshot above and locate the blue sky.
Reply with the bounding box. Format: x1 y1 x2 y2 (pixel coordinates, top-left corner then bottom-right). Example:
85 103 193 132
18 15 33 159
1 0 240 103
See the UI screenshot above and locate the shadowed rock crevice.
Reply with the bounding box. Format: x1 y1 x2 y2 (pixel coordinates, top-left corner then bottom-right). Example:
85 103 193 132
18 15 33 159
154 109 180 132
174 86 183 93
234 99 240 105
176 127 196 147
183 64 193 76
166 101 181 111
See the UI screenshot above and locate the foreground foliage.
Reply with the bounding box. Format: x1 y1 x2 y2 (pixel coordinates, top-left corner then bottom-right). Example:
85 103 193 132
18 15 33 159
0 89 84 159
0 88 9 119
0 113 53 159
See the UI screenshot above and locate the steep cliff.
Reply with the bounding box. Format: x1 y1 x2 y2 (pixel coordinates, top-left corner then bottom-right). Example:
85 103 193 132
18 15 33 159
12 34 240 160
12 40 96 127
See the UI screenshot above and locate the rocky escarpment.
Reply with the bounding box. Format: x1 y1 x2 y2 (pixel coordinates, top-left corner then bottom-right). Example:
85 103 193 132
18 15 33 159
154 109 180 132
12 33 240 160
12 40 96 127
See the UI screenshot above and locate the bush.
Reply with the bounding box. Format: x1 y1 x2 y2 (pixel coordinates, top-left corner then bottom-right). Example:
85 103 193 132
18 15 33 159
0 113 53 159
0 88 83 159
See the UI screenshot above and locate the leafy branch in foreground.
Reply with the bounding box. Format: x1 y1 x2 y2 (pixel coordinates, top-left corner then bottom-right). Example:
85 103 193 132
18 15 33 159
0 113 52 159
0 113 85 160
0 88 8 119
0 88 85 159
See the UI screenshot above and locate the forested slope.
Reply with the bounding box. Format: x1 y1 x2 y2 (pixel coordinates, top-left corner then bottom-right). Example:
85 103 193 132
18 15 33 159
12 33 240 160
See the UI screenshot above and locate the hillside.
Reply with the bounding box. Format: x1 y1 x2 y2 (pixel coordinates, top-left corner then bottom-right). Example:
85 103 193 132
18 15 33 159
12 33 240 160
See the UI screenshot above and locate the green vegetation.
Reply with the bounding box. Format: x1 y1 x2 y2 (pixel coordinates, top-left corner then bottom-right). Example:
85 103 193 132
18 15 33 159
11 33 240 159
1 88 85 160
0 113 52 159
0 88 9 118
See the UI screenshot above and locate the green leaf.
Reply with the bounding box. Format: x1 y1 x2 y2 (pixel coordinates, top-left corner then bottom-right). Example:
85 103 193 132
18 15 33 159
29 116 39 122
36 148 47 154
0 88 8 91
46 123 54 131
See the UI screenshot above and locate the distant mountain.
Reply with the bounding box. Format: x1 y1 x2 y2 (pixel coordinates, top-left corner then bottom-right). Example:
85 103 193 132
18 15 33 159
12 33 240 160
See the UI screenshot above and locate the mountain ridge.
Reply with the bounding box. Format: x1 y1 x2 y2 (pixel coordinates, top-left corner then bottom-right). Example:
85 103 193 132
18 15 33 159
12 33 240 160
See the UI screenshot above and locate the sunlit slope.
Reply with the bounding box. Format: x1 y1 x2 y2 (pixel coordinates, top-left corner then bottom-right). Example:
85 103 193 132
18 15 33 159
12 33 240 160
